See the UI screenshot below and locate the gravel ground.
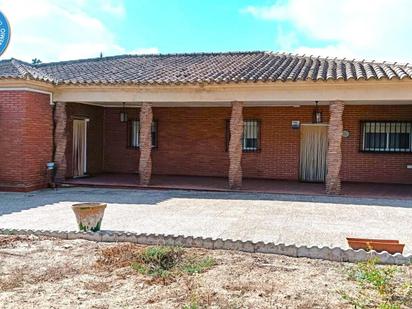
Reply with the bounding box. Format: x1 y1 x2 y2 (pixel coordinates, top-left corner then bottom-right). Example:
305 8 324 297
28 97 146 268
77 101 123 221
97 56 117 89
0 235 358 308
0 188 411 253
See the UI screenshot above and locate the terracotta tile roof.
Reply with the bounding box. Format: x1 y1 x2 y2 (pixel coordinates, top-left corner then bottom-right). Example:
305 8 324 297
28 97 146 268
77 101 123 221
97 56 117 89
1 51 412 85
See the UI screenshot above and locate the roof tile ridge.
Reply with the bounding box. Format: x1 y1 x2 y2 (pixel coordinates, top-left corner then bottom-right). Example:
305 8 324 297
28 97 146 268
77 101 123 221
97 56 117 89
37 50 268 68
11 59 32 78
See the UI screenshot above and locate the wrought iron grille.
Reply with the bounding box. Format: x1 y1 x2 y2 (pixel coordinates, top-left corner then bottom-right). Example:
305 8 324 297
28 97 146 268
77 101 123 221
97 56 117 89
225 119 261 152
360 121 412 153
127 120 158 149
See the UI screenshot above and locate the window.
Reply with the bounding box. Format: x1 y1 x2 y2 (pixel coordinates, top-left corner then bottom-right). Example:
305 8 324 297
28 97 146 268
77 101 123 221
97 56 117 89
225 119 261 152
361 121 412 152
128 120 158 148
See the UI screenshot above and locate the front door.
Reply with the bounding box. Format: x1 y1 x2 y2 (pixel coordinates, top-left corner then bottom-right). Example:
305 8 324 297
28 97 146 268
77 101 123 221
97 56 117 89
72 119 88 177
299 124 328 182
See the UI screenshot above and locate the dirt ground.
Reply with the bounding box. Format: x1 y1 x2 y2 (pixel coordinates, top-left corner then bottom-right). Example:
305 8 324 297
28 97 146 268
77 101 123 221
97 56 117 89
0 235 388 308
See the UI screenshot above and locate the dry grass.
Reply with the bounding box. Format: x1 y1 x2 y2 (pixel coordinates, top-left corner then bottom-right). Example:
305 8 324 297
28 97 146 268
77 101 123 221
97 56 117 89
0 235 410 308
95 243 144 270
83 280 112 293
0 267 25 291
95 243 215 285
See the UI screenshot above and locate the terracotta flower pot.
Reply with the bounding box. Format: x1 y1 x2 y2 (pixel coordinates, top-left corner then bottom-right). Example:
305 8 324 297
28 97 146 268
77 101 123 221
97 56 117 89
346 237 404 254
72 203 107 232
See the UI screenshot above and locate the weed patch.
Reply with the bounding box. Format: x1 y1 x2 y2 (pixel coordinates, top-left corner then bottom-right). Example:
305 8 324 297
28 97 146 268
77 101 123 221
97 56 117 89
339 258 412 308
131 246 215 284
131 246 183 278
95 244 215 284
180 256 215 275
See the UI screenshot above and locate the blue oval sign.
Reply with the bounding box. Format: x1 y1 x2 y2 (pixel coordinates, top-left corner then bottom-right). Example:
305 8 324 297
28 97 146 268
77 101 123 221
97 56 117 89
0 11 10 56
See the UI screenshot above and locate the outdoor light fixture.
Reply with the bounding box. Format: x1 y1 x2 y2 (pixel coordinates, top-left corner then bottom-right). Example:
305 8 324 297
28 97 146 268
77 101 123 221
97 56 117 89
120 102 128 122
312 101 322 123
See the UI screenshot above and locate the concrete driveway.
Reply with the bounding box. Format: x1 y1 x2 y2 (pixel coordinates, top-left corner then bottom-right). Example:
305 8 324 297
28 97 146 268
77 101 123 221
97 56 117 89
0 187 411 253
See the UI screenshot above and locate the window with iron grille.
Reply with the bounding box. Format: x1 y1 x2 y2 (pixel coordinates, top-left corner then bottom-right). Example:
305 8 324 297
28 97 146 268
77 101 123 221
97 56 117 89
361 121 412 153
128 120 158 148
225 119 261 152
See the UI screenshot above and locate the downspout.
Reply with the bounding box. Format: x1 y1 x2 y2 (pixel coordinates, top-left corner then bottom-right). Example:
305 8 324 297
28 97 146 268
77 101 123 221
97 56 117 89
51 102 56 162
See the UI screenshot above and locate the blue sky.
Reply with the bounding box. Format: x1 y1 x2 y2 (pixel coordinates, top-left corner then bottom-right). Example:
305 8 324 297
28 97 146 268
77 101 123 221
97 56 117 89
114 0 318 54
1 0 411 63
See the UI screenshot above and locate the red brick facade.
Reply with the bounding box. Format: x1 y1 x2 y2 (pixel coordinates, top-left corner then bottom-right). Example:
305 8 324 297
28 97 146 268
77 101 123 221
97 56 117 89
0 91 52 191
103 105 412 184
342 105 412 184
103 106 331 179
1 91 412 191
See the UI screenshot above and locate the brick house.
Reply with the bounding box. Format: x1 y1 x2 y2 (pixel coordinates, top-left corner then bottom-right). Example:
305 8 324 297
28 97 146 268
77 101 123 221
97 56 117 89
0 51 411 193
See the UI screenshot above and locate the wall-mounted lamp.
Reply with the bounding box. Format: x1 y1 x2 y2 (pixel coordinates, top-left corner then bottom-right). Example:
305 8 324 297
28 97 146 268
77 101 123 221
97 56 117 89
312 101 322 123
120 102 128 122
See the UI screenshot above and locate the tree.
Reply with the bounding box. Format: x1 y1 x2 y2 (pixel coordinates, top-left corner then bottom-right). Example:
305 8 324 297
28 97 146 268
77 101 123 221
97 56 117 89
32 58 42 65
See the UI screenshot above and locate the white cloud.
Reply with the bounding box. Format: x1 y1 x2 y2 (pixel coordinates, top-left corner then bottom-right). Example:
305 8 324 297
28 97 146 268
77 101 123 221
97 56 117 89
128 47 160 55
0 0 153 62
99 0 125 17
243 0 412 63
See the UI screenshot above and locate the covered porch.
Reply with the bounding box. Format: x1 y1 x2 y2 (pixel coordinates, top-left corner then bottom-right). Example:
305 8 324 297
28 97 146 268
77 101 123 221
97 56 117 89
62 173 412 200
52 81 412 195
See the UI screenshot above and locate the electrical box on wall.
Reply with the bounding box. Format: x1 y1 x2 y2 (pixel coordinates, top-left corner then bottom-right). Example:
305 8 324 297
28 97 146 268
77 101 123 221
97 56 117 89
291 120 300 129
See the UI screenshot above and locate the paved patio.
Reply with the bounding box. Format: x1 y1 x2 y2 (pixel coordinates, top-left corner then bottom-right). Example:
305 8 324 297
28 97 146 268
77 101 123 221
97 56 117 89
63 173 412 200
1 187 411 253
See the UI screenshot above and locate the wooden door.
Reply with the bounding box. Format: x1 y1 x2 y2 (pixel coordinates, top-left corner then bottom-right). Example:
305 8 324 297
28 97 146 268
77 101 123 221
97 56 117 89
72 119 88 177
299 124 328 182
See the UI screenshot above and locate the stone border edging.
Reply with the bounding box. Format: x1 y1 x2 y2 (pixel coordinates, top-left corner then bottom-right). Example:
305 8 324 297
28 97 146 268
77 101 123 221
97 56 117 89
0 228 411 265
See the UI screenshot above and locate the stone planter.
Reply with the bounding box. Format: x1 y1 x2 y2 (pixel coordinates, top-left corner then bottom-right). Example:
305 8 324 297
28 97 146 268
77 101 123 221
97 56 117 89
72 203 107 232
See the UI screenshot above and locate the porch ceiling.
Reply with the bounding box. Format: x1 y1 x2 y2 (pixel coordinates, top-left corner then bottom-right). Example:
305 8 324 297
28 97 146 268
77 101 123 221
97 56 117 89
69 100 412 108
54 80 412 104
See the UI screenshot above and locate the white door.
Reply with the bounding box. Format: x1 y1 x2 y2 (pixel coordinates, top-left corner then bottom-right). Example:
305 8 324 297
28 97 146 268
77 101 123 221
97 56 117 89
72 119 88 177
299 124 328 182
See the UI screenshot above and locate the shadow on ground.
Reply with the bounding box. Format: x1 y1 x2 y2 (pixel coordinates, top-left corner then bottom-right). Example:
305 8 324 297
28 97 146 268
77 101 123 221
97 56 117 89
0 187 411 216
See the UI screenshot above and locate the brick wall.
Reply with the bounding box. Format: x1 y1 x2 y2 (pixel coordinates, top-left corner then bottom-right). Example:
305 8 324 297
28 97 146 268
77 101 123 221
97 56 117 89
342 105 412 184
103 107 140 173
103 105 412 184
0 98 412 191
0 91 52 191
2 97 411 192
65 103 104 178
103 106 330 180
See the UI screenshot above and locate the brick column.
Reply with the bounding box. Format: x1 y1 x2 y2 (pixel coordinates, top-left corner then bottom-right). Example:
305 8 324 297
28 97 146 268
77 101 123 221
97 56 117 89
326 100 344 194
138 103 153 186
228 101 243 189
54 102 68 182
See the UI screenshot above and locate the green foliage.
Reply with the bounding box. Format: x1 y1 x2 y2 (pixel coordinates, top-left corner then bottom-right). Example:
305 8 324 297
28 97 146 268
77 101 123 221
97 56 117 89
131 246 183 278
130 246 215 281
350 258 397 296
182 303 200 309
31 58 42 65
181 257 215 275
339 258 412 308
